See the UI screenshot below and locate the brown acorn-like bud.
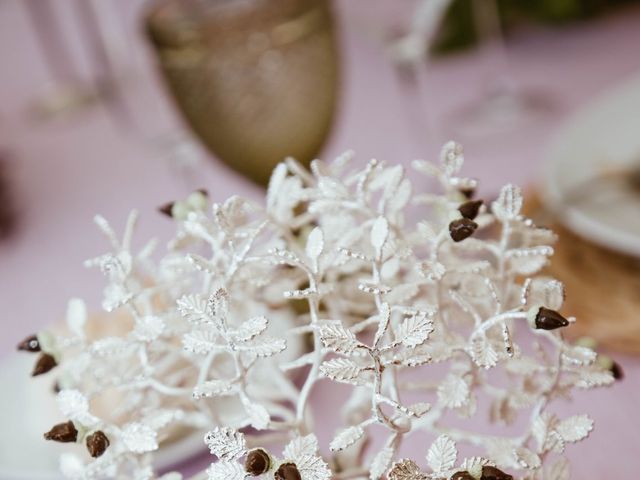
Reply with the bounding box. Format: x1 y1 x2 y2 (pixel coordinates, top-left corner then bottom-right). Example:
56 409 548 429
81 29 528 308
44 421 78 443
245 448 271 476
449 218 478 242
17 334 41 352
32 353 57 376
274 462 301 480
451 471 476 480
460 187 475 199
158 202 175 218
458 200 483 220
481 465 513 480
86 431 110 458
597 354 624 381
480 465 513 480
534 307 569 331
611 361 624 380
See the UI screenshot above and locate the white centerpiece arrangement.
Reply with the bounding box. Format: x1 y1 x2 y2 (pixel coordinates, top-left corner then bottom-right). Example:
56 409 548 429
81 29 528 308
18 142 620 480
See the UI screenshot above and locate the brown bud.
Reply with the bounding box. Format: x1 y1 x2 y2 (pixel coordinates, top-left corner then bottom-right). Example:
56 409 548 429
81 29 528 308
17 334 41 352
458 200 483 220
86 431 110 458
451 471 476 480
481 465 513 480
32 353 57 376
158 202 175 218
460 187 475 199
534 307 569 331
274 462 301 480
611 361 624 380
449 218 478 242
44 421 78 443
245 448 270 476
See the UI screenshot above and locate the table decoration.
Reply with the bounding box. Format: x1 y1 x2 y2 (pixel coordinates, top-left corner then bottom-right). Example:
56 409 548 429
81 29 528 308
18 142 619 479
145 0 339 186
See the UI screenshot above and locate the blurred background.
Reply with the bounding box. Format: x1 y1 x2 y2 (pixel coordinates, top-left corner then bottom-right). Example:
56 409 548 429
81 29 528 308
1 0 639 477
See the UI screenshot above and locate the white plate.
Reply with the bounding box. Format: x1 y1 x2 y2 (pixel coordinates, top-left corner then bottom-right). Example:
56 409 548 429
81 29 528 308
543 73 640 257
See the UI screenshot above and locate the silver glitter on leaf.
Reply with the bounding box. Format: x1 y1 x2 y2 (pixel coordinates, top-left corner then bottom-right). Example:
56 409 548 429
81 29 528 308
426 435 457 473
203 427 246 460
330 425 365 452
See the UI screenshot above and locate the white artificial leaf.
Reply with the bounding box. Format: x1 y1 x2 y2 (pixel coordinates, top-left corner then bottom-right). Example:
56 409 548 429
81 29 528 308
514 447 541 470
187 253 215 273
206 461 245 480
306 227 324 272
182 329 221 355
296 453 332 480
555 415 593 443
492 184 523 221
509 254 550 276
318 324 360 354
66 298 86 338
371 217 389 257
267 162 288 210
387 459 425 480
407 402 431 417
193 380 236 400
470 335 498 369
230 316 268 342
284 434 319 459
203 427 246 460
57 389 99 427
387 178 412 214
177 294 209 324
238 337 286 357
437 374 470 409
386 284 422 304
143 409 184 430
440 141 464 175
574 368 615 388
122 423 158 453
320 358 365 384
532 412 558 453
244 402 270 429
133 316 165 342
373 302 391 347
562 346 597 366
397 312 434 348
426 435 457 473
526 278 565 310
330 425 365 451
369 446 395 480
207 288 229 324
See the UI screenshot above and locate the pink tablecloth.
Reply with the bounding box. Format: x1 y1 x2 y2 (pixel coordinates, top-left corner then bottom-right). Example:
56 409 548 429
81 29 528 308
0 0 639 477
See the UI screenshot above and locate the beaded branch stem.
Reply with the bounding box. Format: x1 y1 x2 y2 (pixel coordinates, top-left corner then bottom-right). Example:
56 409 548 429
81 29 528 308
18 142 620 480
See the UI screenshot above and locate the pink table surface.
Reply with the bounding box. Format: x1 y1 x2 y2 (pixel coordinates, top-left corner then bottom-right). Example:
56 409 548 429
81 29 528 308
1 0 639 477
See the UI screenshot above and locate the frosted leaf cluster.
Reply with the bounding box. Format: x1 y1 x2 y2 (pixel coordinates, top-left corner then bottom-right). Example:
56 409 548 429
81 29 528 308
19 142 619 480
